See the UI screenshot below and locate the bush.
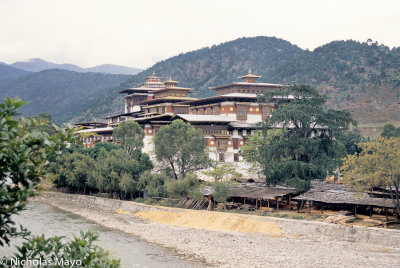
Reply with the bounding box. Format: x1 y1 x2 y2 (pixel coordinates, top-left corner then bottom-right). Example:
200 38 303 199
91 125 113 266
138 171 169 198
8 231 120 267
213 182 232 208
165 174 200 199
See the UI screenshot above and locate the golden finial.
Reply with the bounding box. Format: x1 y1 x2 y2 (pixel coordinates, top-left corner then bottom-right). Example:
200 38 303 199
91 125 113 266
249 68 252 74
152 71 156 76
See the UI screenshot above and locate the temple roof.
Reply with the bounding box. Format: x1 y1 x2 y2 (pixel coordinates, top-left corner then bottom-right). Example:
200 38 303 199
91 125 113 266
138 96 198 105
181 94 257 106
210 82 283 91
145 71 163 79
238 69 261 79
173 114 237 123
164 77 179 84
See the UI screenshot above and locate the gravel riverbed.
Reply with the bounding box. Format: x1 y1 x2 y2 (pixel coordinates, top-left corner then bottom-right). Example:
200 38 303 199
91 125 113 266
36 195 400 268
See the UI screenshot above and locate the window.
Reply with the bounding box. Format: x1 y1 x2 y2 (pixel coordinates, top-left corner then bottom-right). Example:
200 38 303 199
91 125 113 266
233 138 239 149
262 106 271 120
234 153 239 162
219 153 225 162
237 105 248 121
217 140 227 148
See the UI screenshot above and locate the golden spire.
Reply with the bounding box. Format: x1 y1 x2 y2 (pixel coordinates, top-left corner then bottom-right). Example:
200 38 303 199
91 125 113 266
248 68 252 75
164 76 179 87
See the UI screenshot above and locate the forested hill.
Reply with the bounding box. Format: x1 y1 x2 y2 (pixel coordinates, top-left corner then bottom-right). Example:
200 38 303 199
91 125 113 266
73 36 400 126
0 64 31 81
0 69 130 123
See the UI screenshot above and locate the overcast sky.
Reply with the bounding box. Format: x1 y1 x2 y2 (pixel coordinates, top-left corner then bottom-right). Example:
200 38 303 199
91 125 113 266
1 0 399 69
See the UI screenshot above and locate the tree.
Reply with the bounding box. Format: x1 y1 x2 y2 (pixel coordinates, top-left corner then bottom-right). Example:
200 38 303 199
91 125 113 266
165 174 200 199
342 137 400 219
240 129 284 180
202 164 242 182
381 124 400 138
213 182 232 210
112 121 144 154
0 97 120 266
339 128 364 155
256 84 354 189
9 231 119 267
154 119 208 180
0 97 74 246
137 171 168 198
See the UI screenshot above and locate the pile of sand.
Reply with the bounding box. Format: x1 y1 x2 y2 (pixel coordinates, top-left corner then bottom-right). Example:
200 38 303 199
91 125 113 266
133 210 282 235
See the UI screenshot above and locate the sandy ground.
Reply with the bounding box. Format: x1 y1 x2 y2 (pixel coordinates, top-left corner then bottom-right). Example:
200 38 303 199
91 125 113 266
37 198 400 268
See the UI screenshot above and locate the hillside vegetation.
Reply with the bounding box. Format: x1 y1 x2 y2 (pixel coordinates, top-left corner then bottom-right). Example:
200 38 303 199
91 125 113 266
0 69 130 123
74 37 400 126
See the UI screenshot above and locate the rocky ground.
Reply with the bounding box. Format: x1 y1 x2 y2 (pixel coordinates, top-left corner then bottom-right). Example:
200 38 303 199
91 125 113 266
36 196 400 268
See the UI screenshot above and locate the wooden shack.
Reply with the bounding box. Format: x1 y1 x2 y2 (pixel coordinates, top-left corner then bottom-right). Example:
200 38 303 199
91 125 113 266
293 181 396 218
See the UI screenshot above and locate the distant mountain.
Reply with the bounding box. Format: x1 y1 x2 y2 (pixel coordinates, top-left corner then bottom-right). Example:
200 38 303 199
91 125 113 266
0 69 130 123
73 37 400 127
0 64 31 81
10 58 142 75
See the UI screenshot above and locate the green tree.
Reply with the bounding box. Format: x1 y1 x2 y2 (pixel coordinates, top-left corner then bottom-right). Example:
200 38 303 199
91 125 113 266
381 124 400 138
339 128 364 155
165 174 200 198
9 231 119 267
202 164 242 182
0 97 74 246
240 129 285 180
257 84 354 189
119 173 137 200
342 137 400 219
213 182 232 210
138 171 168 198
154 120 208 180
112 121 144 154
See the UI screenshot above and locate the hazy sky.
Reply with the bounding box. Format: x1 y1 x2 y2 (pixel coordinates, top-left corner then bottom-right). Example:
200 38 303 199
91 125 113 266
1 0 399 69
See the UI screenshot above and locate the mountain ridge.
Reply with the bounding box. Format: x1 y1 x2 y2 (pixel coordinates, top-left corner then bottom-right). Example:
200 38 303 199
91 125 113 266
8 58 142 75
0 69 131 122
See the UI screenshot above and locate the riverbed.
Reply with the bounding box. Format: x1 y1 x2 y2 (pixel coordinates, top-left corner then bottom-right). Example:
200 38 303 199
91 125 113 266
0 203 203 268
33 192 400 268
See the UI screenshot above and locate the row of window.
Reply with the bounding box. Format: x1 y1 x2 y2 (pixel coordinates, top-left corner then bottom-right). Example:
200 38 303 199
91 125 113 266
218 152 240 162
217 89 264 95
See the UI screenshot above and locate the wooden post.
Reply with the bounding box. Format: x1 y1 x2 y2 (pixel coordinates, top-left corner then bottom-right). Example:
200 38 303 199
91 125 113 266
260 199 263 211
297 201 300 213
276 199 279 211
256 199 258 209
369 206 372 218
308 201 312 214
267 199 270 208
385 208 389 221
243 197 245 204
354 205 357 217
321 204 324 214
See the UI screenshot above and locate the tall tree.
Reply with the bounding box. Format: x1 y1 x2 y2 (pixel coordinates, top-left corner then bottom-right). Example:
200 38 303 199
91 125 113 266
112 121 144 154
256 84 354 189
342 137 400 219
381 124 400 138
154 119 208 180
0 97 74 245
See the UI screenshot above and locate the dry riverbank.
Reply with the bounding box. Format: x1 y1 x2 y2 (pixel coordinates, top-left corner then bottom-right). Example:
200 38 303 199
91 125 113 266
34 192 400 267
